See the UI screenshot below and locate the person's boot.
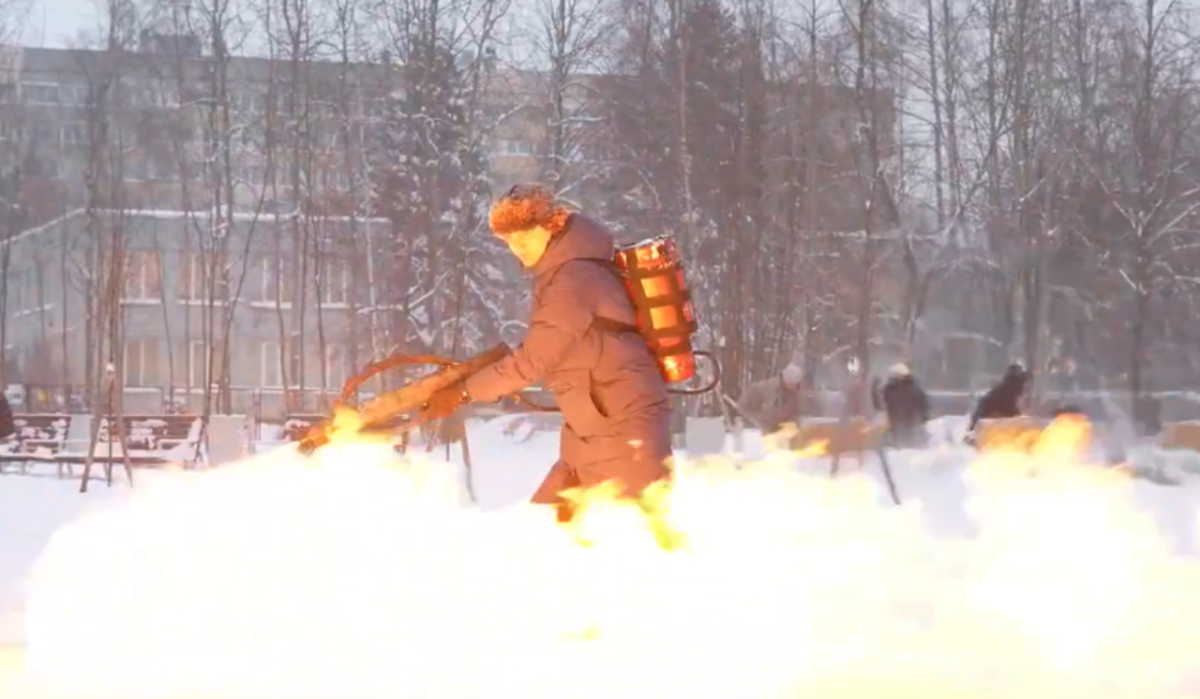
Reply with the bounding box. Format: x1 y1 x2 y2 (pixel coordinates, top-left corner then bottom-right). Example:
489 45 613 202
555 499 576 524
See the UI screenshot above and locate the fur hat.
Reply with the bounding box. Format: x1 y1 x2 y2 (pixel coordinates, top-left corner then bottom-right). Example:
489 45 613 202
889 362 911 378
489 183 571 236
781 364 803 385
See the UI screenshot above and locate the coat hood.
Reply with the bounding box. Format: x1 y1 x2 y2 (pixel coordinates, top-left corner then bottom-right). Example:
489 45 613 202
532 213 615 277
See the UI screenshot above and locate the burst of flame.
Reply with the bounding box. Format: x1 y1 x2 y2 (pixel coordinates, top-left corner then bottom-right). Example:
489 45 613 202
0 646 23 697
795 439 829 457
763 421 829 456
7 415 1200 699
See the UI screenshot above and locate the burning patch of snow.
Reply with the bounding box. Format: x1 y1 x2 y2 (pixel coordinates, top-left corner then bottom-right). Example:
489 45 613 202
4 432 1200 699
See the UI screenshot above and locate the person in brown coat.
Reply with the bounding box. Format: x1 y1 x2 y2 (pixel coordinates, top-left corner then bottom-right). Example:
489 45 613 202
737 363 820 433
425 184 673 515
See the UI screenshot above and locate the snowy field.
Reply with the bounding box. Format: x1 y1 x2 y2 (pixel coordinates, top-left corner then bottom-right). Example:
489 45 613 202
2 414 1200 698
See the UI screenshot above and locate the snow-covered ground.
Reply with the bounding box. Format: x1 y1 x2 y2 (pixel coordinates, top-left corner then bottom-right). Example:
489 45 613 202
2 413 1200 698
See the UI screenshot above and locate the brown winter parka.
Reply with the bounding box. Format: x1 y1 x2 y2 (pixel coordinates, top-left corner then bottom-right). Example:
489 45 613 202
465 214 673 502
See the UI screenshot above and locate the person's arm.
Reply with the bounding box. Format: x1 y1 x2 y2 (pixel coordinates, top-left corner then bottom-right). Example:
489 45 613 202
465 265 594 403
967 392 988 432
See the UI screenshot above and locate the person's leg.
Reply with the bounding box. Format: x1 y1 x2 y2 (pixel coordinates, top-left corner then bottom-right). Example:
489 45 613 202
531 459 581 522
574 434 672 501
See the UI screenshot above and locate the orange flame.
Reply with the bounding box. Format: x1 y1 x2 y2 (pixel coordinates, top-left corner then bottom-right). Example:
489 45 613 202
6 413 1200 699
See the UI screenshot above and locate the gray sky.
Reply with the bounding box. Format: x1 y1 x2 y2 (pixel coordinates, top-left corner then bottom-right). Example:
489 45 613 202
20 0 98 48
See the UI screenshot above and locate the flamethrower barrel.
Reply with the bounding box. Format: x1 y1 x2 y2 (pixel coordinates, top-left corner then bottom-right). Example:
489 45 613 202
298 343 512 455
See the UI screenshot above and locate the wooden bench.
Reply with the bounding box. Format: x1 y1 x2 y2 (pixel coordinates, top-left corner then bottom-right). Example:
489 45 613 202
1162 422 1200 452
0 413 74 476
95 414 208 468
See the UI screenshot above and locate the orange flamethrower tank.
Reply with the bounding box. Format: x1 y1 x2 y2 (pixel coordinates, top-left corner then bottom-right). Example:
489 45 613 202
613 235 700 384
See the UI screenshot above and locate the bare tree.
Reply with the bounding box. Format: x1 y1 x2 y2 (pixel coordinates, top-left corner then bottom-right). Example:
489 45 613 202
72 0 146 487
832 0 902 381
526 0 610 192
152 0 268 417
1084 0 1200 406
326 0 377 389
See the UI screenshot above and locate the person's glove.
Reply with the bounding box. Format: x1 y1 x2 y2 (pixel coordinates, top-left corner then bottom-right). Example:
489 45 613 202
422 382 470 420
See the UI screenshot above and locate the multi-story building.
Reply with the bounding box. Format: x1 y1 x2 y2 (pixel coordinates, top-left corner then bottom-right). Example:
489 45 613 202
2 206 407 416
0 35 910 410
0 35 543 229
0 36 539 414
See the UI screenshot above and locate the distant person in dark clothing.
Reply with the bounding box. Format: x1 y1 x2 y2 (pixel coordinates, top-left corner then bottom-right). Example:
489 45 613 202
967 363 1030 436
0 392 15 441
873 363 931 448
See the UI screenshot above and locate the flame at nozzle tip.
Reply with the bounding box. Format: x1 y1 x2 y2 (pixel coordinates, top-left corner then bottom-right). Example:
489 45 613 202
299 407 392 456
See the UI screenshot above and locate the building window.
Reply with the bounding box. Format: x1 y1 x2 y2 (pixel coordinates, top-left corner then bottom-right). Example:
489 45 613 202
495 139 534 155
122 158 148 181
124 250 162 301
62 84 90 106
319 168 350 192
320 258 350 305
60 122 87 146
21 82 60 105
260 257 293 305
324 343 347 389
231 90 262 113
187 341 210 388
233 162 265 185
261 341 282 388
158 86 180 107
8 269 26 312
180 252 229 301
25 157 60 179
288 331 302 387
262 334 305 388
123 339 161 387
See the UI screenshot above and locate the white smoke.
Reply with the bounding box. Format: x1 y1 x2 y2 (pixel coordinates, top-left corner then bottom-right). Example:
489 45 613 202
10 438 1200 699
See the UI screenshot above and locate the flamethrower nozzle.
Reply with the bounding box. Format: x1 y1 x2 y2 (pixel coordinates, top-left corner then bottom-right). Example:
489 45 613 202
297 427 330 456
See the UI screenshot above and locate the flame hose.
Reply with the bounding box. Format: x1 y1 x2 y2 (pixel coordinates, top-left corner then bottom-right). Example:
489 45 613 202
665 350 721 396
335 348 721 420
509 351 721 412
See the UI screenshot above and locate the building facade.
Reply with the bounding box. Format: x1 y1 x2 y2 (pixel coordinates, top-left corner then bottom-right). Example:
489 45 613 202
0 36 907 410
0 39 545 229
3 207 403 416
